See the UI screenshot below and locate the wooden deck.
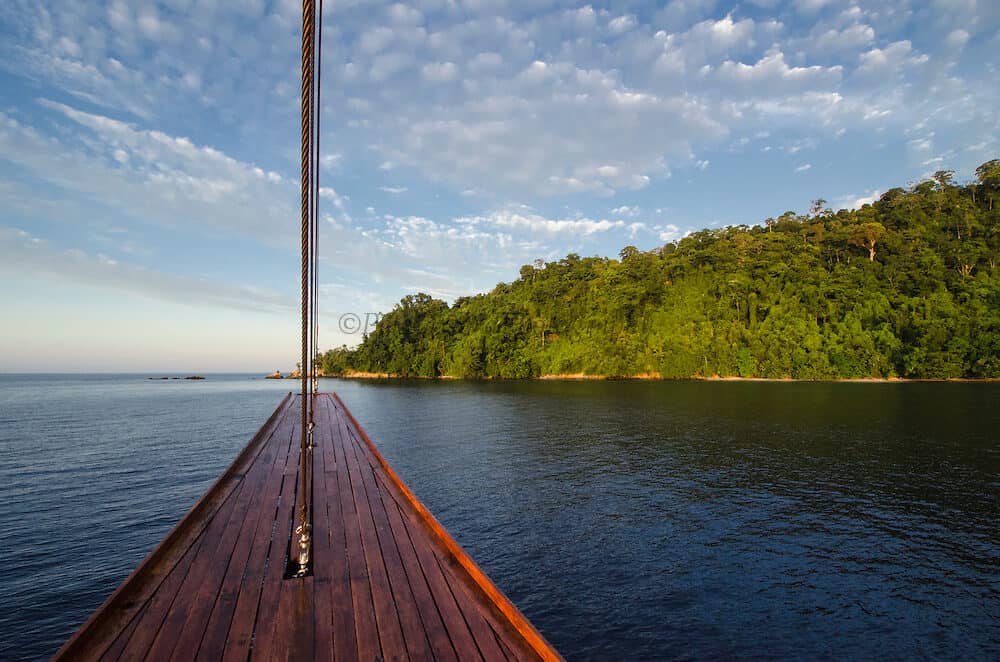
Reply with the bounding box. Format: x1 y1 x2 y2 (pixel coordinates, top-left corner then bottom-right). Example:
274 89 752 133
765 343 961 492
54 393 560 661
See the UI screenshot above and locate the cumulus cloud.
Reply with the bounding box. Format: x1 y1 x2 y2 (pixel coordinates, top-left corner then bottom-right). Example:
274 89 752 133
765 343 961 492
4 0 994 205
855 40 929 80
1 0 997 333
376 62 726 195
4 101 294 243
658 224 682 241
462 210 626 235
716 51 843 92
611 205 641 218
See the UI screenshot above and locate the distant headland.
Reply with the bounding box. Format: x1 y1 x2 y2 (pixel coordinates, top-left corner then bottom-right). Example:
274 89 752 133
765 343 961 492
318 163 1000 381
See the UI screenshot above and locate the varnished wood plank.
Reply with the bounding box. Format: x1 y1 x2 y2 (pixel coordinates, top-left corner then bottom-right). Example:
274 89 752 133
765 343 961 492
329 400 379 661
375 478 483 661
164 415 285 661
333 393 561 662
220 415 297 662
310 411 334 662
491 625 517 662
123 480 245 660
196 407 292 661
53 393 293 662
140 468 253 661
337 408 408 660
434 540 508 660
56 393 562 661
375 472 460 662
310 397 348 662
100 600 145 662
392 497 485 661
267 575 315 661
352 440 434 661
241 423 302 660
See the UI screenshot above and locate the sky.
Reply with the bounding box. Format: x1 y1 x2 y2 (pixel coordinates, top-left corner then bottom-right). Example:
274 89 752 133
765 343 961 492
1 0 998 372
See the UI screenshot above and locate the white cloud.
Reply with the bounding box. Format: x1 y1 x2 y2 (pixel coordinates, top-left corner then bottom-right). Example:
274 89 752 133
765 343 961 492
0 226 293 314
802 24 875 56
655 0 719 31
834 189 881 210
370 52 413 81
387 3 423 25
380 186 407 193
716 51 843 92
421 61 458 82
855 40 928 80
460 210 625 236
1 0 998 345
377 62 726 195
611 205 640 218
944 29 969 51
608 15 637 35
320 153 343 170
795 163 812 172
658 224 682 242
359 26 395 55
795 0 836 13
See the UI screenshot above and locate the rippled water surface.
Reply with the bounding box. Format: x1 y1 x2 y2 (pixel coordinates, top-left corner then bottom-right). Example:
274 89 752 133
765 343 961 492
1 375 997 660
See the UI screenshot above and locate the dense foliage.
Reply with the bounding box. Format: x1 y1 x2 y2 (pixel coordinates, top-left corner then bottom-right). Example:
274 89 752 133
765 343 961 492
323 162 1000 379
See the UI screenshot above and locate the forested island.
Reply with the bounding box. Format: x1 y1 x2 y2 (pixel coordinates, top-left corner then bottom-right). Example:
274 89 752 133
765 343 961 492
322 162 1000 380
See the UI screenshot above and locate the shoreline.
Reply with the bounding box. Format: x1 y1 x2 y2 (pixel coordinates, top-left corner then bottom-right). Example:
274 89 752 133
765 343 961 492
327 371 999 383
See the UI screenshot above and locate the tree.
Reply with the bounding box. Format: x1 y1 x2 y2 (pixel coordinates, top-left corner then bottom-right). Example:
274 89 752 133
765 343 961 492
848 222 886 262
330 163 999 380
932 170 955 189
619 245 640 261
976 160 1000 210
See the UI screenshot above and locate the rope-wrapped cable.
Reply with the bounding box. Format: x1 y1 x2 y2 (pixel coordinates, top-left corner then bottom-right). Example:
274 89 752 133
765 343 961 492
296 0 316 576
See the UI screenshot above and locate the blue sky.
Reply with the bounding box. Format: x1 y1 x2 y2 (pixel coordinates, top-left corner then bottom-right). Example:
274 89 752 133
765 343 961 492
1 0 997 372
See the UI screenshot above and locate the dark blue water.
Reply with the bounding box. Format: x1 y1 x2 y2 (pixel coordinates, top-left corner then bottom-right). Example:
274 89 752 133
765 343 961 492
0 375 997 660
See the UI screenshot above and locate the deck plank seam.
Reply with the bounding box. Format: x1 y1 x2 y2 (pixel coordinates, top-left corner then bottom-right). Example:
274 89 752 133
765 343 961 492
317 396 362 660
125 473 251 660
245 419 301 658
308 399 336 662
172 444 283 659
217 408 298 662
144 457 263 661
101 599 148 661
338 404 480 662
338 409 408 660
375 472 462 662
63 395 295 662
431 549 494 661
337 400 492 662
358 452 435 660
333 395 557 662
188 406 293 660
109 539 210 661
330 404 379 662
